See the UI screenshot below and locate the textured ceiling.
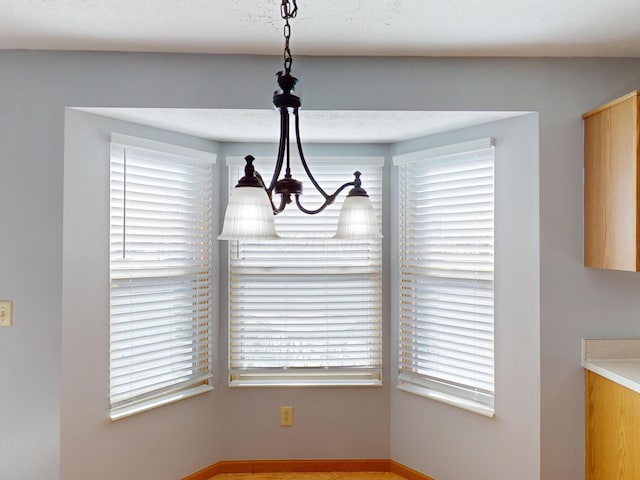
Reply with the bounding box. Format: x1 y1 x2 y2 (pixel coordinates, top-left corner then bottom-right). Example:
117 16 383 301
56 0 620 142
3 0 640 57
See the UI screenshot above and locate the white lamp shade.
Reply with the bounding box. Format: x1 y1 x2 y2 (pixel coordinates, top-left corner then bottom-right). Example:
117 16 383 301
333 195 382 240
218 186 280 240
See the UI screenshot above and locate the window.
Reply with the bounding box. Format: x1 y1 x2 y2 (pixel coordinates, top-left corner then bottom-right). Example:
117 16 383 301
227 156 383 386
109 134 216 420
394 138 495 416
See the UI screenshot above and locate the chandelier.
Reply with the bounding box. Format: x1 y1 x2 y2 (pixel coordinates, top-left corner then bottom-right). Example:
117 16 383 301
218 0 380 241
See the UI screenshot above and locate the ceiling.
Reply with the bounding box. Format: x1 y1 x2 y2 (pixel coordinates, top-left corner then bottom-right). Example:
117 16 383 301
53 1 629 142
3 0 640 57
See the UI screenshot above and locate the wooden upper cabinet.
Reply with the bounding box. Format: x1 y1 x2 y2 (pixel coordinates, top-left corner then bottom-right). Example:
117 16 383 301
583 91 640 271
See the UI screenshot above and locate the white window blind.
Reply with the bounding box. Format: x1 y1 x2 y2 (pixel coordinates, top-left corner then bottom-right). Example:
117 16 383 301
109 134 215 419
394 138 495 416
227 156 383 386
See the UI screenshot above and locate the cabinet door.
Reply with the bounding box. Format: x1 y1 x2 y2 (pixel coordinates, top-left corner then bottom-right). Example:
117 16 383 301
583 93 639 271
586 371 640 479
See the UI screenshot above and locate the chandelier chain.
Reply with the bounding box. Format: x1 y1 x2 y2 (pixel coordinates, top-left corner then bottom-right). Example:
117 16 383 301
280 0 297 74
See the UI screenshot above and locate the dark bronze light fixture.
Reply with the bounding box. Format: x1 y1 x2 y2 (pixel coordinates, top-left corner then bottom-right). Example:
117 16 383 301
218 0 380 241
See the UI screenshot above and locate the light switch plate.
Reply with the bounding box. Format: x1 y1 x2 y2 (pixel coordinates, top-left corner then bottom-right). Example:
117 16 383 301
0 300 13 327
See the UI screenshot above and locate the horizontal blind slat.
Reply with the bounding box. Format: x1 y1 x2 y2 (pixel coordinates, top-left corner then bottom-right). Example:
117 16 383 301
109 140 213 413
398 143 495 407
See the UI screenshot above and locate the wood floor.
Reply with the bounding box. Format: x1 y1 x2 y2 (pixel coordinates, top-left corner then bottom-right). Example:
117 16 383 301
184 459 431 480
210 473 408 480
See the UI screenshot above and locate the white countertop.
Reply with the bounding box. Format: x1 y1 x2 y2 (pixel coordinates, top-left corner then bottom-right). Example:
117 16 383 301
582 338 640 394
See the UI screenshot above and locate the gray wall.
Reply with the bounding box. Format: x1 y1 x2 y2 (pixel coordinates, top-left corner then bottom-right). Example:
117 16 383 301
1 51 640 480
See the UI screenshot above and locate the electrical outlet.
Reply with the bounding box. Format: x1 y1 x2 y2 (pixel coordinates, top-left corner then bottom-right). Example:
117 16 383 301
280 406 293 426
0 301 13 328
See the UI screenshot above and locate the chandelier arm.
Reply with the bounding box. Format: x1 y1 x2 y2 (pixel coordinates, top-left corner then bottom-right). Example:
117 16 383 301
273 193 288 215
250 167 285 215
267 107 290 194
294 195 331 215
294 108 330 200
285 108 292 177
293 180 355 215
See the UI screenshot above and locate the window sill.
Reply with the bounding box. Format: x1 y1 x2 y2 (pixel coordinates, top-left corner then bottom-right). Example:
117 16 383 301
397 382 495 418
110 384 213 421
